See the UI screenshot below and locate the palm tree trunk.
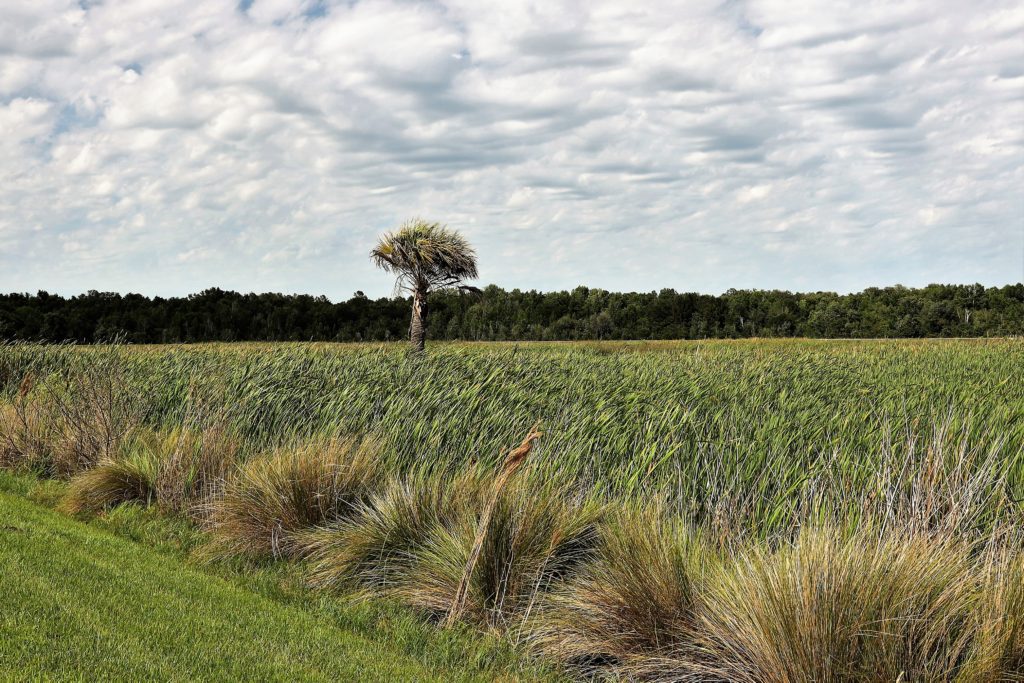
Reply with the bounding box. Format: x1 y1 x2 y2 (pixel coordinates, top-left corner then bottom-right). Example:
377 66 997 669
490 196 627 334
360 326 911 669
410 289 427 352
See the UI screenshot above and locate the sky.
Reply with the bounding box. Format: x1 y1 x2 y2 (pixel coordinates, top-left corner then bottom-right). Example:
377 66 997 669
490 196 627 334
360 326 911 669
0 0 1022 300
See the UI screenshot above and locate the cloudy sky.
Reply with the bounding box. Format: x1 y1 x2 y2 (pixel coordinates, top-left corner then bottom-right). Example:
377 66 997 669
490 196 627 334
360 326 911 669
1 0 1021 299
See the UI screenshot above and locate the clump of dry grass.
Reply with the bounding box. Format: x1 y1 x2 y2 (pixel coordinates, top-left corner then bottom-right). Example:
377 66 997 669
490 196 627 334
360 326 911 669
697 528 979 683
60 448 159 515
960 551 1024 681
302 467 489 593
526 501 712 679
393 471 605 632
0 395 53 472
203 436 381 561
58 425 241 517
305 461 604 634
152 424 240 518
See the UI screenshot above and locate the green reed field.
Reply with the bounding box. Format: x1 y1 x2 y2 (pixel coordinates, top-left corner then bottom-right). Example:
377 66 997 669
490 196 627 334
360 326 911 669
4 338 1021 535
2 339 1022 681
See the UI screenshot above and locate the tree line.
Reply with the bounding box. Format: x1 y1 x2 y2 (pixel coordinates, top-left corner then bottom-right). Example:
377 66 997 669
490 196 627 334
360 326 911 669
0 283 1020 343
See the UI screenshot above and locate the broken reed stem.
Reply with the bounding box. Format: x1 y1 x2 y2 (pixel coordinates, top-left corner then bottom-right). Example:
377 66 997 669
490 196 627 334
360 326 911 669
444 420 543 628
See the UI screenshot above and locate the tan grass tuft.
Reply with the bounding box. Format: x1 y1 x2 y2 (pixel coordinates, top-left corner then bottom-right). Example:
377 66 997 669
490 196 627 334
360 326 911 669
527 501 712 678
397 469 604 632
60 448 159 515
202 436 381 561
699 528 979 683
302 467 488 593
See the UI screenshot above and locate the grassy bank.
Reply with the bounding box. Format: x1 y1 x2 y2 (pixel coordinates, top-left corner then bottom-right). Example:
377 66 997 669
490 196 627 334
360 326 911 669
0 471 561 682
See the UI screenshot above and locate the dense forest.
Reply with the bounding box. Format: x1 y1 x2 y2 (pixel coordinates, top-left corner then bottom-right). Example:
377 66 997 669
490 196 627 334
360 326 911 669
0 283 1021 343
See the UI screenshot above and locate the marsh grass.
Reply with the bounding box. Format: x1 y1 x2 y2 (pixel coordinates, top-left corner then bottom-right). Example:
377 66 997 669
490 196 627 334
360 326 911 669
960 552 1024 682
153 424 240 518
60 424 241 517
0 396 52 471
2 341 1022 513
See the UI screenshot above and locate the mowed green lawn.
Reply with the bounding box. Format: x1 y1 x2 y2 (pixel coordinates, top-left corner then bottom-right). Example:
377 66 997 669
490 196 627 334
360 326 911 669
0 490 515 682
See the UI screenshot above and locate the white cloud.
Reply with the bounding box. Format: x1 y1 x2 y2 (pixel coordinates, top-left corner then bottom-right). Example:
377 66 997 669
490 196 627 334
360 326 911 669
0 0 1021 298
737 184 773 203
0 98 55 144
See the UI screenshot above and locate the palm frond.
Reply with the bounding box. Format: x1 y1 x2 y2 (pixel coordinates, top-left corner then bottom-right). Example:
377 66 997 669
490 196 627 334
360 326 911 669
370 219 478 293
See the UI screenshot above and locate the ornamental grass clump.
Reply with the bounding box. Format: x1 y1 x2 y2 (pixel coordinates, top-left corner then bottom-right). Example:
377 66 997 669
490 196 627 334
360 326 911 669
203 435 381 561
960 551 1024 681
698 528 979 683
302 467 489 594
526 501 713 679
0 393 52 472
394 470 604 632
60 447 159 515
59 426 242 517
152 423 241 518
306 425 603 633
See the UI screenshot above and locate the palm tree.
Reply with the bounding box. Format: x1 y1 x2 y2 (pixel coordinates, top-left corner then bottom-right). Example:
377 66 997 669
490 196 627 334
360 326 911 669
371 219 479 352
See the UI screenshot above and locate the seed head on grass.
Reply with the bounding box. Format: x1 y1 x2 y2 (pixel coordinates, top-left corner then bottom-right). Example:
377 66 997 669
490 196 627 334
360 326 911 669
203 435 381 561
444 422 543 626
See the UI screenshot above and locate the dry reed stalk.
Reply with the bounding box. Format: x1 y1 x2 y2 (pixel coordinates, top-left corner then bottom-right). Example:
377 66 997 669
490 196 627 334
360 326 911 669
444 420 543 627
